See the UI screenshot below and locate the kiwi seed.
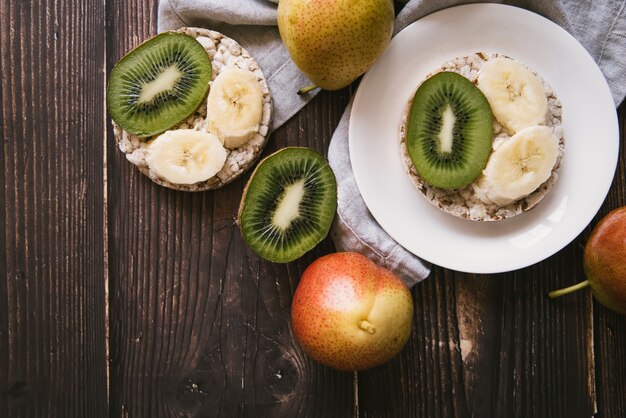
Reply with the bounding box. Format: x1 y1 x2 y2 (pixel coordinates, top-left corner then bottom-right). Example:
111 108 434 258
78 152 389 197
107 32 212 137
406 71 493 189
238 147 337 263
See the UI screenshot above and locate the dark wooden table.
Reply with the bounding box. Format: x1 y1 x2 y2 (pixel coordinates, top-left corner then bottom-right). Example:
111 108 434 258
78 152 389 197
1 1 625 417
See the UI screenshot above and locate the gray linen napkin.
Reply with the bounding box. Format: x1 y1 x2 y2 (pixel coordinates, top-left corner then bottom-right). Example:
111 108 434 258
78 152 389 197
159 0 626 286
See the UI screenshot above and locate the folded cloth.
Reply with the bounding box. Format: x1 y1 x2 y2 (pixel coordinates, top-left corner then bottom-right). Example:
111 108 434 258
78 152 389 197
159 0 626 286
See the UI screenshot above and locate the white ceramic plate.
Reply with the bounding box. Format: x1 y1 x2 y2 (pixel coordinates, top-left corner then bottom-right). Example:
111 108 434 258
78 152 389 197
349 4 619 274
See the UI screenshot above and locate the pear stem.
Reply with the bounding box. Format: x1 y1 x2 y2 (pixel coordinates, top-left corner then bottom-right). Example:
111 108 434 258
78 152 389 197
548 280 590 298
297 84 318 95
358 320 376 335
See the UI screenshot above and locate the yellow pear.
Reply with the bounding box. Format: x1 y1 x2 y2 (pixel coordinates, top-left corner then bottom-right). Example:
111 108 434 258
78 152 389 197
277 0 394 91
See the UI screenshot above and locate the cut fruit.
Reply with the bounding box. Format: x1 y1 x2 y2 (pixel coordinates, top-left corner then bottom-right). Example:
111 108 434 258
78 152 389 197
107 32 212 137
473 125 559 206
205 68 264 149
477 56 548 134
145 129 227 185
238 148 337 263
406 71 494 189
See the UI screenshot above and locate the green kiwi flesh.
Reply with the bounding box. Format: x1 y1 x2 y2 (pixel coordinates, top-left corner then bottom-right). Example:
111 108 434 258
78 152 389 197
107 32 212 137
239 148 337 263
406 71 493 189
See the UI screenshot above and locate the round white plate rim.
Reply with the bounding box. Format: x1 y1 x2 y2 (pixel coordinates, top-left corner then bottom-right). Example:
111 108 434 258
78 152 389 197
349 3 619 274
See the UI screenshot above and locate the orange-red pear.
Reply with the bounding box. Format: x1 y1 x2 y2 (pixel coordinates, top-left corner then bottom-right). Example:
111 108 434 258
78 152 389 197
291 252 414 371
550 206 626 315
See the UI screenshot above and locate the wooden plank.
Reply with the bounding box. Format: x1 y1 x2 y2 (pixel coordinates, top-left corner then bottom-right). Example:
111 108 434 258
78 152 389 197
359 225 596 417
1 0 621 416
595 308 626 418
594 103 626 418
357 267 467 418
0 0 108 416
105 1 354 414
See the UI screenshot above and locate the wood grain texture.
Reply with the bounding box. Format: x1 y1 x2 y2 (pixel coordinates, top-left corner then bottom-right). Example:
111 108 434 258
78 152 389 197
0 0 108 416
358 268 593 418
1 0 625 416
594 103 626 418
105 2 354 414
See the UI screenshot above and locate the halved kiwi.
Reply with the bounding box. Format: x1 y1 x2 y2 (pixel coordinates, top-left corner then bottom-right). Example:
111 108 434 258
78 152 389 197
238 147 337 263
406 71 493 189
107 32 212 137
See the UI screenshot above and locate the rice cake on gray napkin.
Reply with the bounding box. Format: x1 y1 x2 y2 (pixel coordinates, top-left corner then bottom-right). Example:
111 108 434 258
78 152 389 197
113 27 273 191
399 53 564 221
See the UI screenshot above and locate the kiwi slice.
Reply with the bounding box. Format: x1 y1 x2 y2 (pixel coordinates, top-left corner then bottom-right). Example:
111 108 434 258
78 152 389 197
107 32 212 137
406 71 493 189
239 147 337 263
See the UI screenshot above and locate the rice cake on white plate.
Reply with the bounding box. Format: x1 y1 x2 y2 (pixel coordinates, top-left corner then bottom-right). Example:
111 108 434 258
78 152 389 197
399 53 564 221
113 27 273 191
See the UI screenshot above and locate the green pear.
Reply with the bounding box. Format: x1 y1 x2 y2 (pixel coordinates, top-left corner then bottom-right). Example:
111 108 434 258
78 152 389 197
549 206 626 315
277 0 394 91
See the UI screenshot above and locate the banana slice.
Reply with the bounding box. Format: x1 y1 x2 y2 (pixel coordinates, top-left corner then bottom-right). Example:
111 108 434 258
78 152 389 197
145 129 227 185
205 68 264 149
474 126 559 206
478 57 548 134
